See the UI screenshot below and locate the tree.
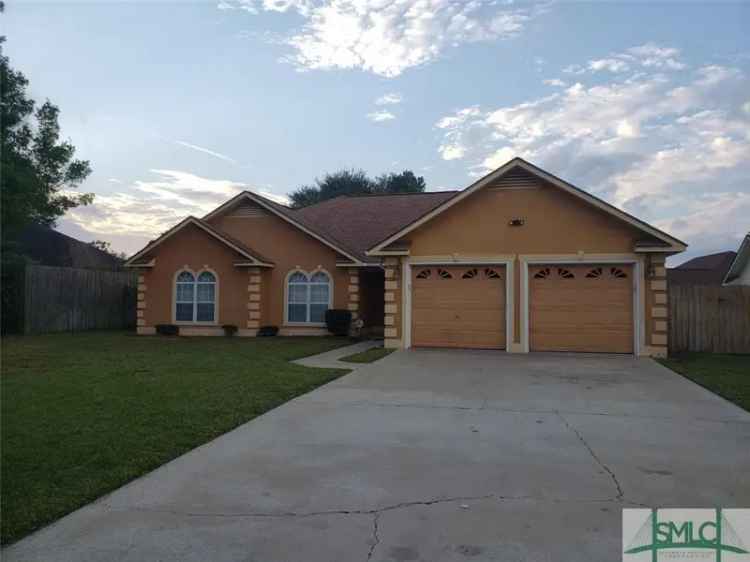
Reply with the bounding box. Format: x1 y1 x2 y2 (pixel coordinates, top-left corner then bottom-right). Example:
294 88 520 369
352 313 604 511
1 50 93 246
289 168 426 208
89 240 127 261
374 170 426 194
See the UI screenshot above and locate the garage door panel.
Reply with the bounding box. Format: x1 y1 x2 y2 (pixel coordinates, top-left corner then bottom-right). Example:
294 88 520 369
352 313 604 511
530 264 633 353
412 266 506 350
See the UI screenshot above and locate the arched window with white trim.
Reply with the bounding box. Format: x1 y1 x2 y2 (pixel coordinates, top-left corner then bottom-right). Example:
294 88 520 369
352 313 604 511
286 270 331 324
174 269 217 323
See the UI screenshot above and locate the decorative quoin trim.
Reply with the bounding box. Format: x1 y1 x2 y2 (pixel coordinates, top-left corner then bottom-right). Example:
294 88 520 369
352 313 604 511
383 257 401 347
348 268 360 320
247 267 262 332
136 275 147 327
648 255 668 357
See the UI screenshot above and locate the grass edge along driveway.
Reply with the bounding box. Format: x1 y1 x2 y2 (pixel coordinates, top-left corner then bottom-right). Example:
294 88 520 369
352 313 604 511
657 352 749 412
1 332 351 545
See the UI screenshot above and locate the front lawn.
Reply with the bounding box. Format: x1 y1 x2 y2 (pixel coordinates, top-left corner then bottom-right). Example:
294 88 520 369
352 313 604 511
340 346 395 363
0 332 350 545
658 352 750 412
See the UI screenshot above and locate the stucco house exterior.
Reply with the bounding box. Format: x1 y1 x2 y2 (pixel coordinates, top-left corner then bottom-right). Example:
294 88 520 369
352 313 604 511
124 158 686 357
723 234 750 286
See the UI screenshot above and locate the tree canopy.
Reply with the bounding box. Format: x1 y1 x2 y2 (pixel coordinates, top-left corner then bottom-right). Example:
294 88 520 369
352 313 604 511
289 169 426 208
1 49 93 248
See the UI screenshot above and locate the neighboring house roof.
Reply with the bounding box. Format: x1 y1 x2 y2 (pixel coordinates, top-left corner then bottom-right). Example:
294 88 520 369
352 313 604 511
366 157 687 255
667 250 736 286
124 216 274 268
293 191 457 262
13 223 123 270
203 191 366 265
723 234 750 285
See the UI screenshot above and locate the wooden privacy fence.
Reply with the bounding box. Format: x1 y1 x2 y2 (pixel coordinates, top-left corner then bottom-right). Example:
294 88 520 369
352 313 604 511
669 285 750 354
22 265 137 334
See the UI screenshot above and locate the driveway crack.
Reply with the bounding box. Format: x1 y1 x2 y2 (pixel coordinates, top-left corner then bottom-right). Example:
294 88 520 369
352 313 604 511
556 411 624 501
366 512 380 561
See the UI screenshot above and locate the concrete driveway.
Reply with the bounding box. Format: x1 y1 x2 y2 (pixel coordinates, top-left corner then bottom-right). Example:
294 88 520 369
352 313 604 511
5 350 749 561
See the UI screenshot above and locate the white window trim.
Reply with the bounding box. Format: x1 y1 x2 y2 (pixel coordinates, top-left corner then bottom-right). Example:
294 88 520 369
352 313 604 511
519 254 643 356
172 267 219 325
283 268 333 327
402 256 515 351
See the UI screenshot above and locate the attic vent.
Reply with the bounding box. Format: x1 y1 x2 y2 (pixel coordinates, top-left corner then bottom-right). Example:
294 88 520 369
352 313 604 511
487 168 540 191
228 200 268 218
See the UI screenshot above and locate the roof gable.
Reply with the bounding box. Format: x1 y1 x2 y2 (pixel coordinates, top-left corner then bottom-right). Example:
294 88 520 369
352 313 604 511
367 157 687 255
723 234 750 284
124 216 274 267
203 191 365 265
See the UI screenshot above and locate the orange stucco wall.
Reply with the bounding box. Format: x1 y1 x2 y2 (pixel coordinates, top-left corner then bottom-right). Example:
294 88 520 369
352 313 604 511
208 212 349 327
140 223 249 329
406 182 643 256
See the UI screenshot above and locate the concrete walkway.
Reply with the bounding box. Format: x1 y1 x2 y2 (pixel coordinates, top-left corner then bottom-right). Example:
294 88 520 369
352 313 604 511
4 350 749 561
292 339 383 369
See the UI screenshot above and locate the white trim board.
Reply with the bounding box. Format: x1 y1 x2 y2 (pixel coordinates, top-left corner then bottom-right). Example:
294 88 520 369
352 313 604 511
520 255 644 356
402 257 514 351
367 157 686 256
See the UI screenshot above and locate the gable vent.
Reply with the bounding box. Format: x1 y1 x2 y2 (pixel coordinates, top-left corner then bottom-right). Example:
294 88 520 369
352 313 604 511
487 168 541 191
228 200 269 218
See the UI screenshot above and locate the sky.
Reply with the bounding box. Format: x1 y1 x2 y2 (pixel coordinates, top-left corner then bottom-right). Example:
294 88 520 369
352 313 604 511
5 0 750 264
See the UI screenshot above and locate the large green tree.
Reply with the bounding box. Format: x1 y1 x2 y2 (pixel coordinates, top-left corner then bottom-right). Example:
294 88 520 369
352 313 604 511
289 169 426 208
1 49 93 246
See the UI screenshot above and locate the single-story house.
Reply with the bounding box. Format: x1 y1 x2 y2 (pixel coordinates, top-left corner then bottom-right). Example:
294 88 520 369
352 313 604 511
668 251 737 287
124 157 686 357
723 233 750 286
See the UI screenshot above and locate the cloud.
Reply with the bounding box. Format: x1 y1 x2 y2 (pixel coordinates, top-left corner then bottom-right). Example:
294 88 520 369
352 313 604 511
64 170 290 255
543 78 566 87
221 0 542 77
434 48 750 259
588 58 629 73
375 92 403 105
367 109 396 122
175 141 237 164
562 43 686 76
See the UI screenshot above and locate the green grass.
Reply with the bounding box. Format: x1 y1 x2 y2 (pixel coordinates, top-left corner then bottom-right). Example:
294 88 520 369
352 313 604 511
658 352 750 412
340 346 395 363
0 331 351 545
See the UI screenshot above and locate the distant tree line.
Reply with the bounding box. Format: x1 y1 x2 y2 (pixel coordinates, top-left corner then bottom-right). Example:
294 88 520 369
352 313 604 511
289 169 426 208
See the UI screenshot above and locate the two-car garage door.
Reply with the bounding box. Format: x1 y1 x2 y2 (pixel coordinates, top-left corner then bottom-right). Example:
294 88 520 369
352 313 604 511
411 263 634 353
412 266 506 349
529 264 633 353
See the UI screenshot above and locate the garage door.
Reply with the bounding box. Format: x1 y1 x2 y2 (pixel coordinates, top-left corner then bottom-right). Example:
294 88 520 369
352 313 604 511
530 264 633 353
412 266 506 349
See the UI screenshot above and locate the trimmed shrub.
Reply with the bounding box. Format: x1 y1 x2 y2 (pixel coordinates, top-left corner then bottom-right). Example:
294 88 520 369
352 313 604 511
155 324 179 336
258 325 279 337
222 324 238 337
325 309 352 336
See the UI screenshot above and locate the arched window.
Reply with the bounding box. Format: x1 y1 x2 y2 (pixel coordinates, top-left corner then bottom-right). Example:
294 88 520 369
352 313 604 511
175 270 217 323
287 270 331 324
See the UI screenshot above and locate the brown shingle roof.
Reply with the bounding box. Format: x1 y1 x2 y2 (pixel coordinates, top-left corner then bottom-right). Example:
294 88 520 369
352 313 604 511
15 223 124 270
668 251 736 286
292 191 457 262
